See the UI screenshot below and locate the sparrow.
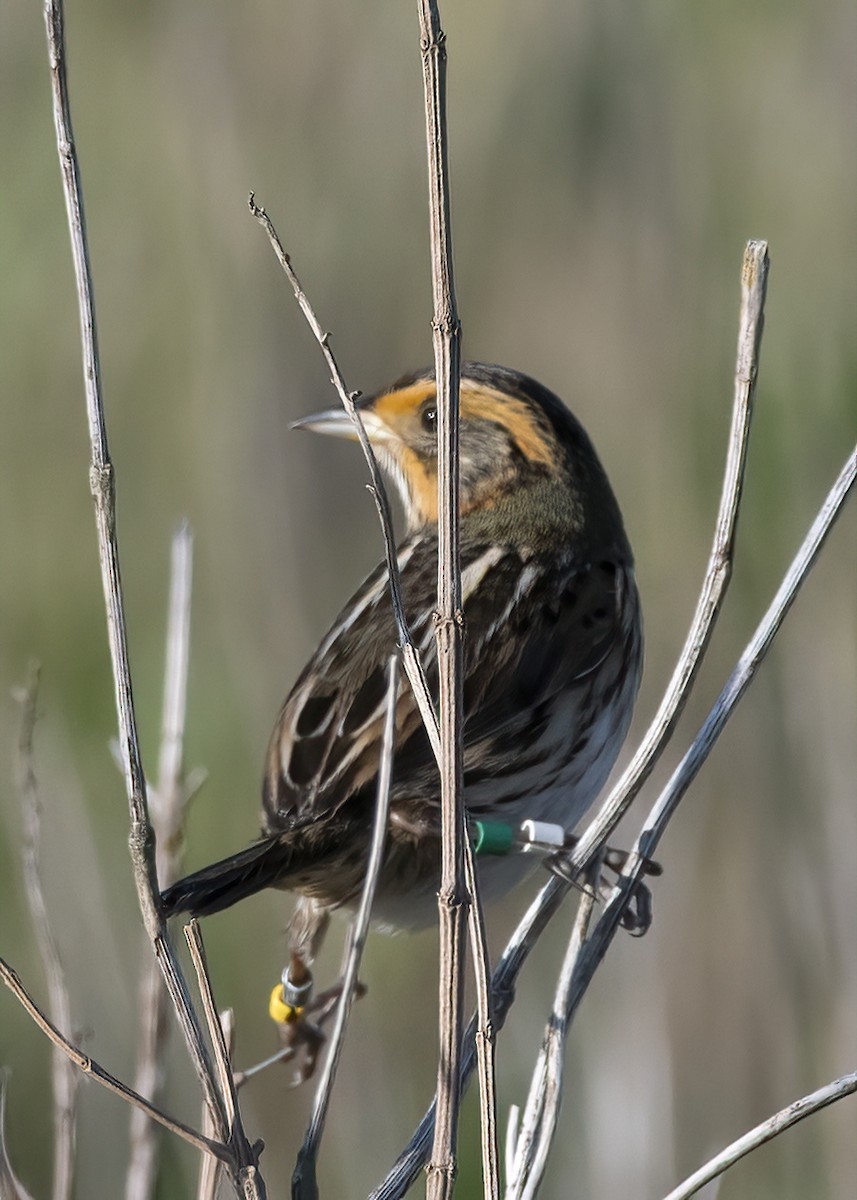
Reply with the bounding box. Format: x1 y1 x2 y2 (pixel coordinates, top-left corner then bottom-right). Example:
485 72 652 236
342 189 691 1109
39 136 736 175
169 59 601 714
162 362 643 1034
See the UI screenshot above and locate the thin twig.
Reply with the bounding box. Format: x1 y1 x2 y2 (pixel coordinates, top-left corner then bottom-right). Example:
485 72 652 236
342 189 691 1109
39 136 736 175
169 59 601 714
250 188 501 1187
292 655 400 1200
373 445 856 1198
0 958 229 1167
406 696 500 1200
247 196 399 624
504 442 856 1195
570 241 769 872
42 0 231 1153
634 442 856 851
232 1046 294 1090
511 443 857 1142
462 835 500 1200
363 645 499 1199
505 859 601 1200
155 524 194 819
416 5 467 1197
198 1008 235 1200
14 665 78 1200
0 1071 37 1200
247 195 440 763
185 923 264 1200
661 1071 857 1200
371 877 569 1200
127 523 195 1200
502 240 770 1197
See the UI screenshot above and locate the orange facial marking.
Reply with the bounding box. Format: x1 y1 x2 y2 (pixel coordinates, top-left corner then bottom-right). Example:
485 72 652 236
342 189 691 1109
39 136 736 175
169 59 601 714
371 382 436 425
367 377 560 526
460 383 559 472
374 380 557 471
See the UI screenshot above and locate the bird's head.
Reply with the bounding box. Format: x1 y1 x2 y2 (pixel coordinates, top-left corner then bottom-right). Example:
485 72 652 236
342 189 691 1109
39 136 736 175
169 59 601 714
293 362 628 553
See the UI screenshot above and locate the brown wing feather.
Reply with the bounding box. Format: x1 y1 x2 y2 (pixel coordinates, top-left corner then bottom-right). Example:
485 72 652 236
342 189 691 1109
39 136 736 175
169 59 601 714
391 552 636 809
262 540 430 831
262 535 634 835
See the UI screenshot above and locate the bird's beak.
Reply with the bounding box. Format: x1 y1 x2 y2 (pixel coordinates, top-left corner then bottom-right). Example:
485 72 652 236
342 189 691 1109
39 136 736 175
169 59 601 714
290 407 389 443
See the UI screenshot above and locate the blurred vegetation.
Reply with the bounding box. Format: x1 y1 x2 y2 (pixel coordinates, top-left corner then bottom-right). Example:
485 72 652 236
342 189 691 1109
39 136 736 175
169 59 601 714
0 1 854 1197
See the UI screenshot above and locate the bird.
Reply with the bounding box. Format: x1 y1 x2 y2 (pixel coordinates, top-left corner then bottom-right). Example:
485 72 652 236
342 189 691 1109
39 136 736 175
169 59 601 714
162 362 643 1038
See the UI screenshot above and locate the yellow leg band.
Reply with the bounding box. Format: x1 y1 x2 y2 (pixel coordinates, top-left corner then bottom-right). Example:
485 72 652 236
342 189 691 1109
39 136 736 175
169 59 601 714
269 984 303 1025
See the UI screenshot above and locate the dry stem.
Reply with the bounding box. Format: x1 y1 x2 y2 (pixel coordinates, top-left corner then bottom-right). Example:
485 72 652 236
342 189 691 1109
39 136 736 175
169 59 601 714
661 1071 857 1200
0 958 227 1166
371 879 569 1200
416 5 467 1196
248 195 440 757
505 240 770 1192
292 656 400 1200
504 858 601 1199
198 1009 235 1200
462 834 501 1200
249 190 496 1193
14 666 78 1200
570 240 769 870
185 925 264 1198
127 523 197 1200
507 442 857 1195
0 1072 37 1200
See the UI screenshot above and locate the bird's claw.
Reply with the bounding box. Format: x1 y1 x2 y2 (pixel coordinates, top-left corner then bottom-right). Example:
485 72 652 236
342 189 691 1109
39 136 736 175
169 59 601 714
546 841 660 937
277 1016 326 1086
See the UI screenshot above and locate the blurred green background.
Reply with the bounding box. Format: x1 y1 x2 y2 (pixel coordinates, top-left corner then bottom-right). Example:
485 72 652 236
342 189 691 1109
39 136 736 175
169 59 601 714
1 1 855 1197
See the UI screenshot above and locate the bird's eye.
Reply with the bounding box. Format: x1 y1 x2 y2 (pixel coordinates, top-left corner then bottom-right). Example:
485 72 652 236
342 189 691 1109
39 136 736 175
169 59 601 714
421 405 437 433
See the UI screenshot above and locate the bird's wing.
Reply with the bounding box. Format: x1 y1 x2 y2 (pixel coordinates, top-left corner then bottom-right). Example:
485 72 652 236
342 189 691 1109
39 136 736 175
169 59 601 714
262 534 433 831
262 535 637 832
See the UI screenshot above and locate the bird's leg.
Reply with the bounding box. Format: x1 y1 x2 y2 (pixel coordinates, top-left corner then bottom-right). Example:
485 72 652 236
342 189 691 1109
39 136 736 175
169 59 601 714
466 814 660 935
278 900 328 1014
267 899 332 1083
389 805 442 840
269 901 370 1083
301 921 369 1021
299 921 368 1021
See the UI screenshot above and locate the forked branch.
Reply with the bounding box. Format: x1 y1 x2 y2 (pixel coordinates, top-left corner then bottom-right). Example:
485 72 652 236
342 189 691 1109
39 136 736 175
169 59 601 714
506 239 770 1194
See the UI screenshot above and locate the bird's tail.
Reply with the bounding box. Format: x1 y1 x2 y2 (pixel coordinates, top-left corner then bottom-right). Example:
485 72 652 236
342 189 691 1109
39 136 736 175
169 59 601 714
161 838 290 918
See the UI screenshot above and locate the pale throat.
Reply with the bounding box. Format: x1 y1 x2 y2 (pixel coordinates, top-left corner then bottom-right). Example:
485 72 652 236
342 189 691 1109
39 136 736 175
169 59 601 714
374 444 437 531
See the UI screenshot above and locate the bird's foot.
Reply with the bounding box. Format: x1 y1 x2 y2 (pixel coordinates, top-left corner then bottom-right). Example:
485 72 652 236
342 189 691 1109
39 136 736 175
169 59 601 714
268 970 368 1085
546 840 662 937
